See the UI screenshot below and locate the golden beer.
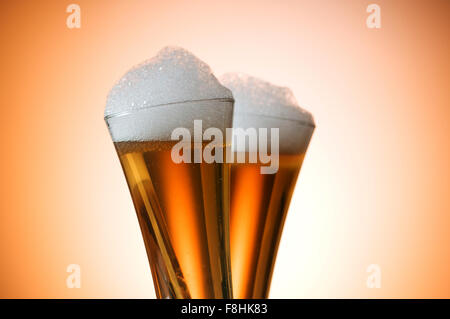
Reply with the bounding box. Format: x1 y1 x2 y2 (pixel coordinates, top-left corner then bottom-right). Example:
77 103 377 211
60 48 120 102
104 47 235 299
220 73 315 299
115 140 232 298
230 153 306 298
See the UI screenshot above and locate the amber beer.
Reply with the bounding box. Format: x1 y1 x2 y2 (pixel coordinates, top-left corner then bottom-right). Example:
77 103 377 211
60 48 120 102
115 140 231 298
105 95 234 299
105 47 236 299
230 153 304 298
229 116 314 299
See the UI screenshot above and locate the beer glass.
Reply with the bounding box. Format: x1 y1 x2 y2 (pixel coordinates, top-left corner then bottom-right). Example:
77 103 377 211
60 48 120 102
230 113 314 298
105 98 234 299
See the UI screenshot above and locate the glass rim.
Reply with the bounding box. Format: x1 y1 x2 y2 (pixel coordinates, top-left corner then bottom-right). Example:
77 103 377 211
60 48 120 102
104 97 234 120
233 111 315 128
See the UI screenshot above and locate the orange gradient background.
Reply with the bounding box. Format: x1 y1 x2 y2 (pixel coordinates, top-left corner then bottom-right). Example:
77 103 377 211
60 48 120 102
0 0 449 298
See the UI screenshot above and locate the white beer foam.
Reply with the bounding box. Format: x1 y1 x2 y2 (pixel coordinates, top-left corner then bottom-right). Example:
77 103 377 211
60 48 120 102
105 46 234 142
219 73 315 153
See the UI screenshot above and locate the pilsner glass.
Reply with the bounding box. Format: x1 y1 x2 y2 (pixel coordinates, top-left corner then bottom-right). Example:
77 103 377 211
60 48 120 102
105 98 234 299
230 113 314 298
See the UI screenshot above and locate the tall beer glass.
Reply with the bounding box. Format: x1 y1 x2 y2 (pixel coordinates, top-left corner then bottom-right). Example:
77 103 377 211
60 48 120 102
105 99 234 298
221 73 315 298
230 115 314 298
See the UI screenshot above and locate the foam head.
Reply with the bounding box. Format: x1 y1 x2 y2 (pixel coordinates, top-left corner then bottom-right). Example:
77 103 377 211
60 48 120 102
219 73 315 154
105 47 234 142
